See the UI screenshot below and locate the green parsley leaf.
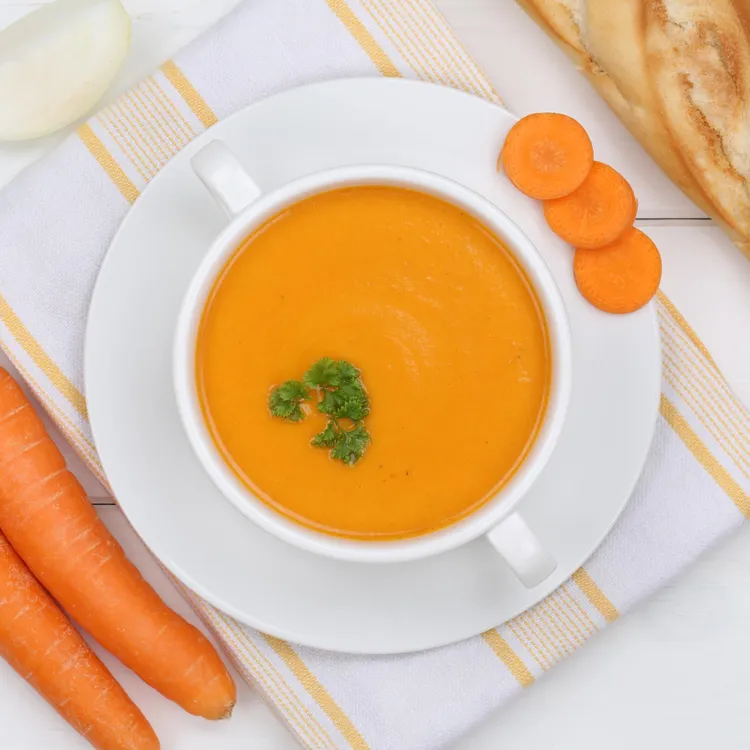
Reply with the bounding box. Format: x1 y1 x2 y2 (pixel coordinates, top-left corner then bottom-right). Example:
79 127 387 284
311 421 338 448
317 388 341 417
268 380 309 422
303 358 340 388
316 380 370 421
336 391 370 421
337 360 360 385
330 423 371 465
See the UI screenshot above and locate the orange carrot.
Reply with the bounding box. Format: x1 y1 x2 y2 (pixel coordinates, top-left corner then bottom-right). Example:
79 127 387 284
0 370 236 720
543 161 638 248
573 227 662 314
0 530 159 750
500 112 594 200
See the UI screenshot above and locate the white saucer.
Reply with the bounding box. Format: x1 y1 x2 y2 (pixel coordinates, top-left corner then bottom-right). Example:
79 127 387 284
85 79 661 654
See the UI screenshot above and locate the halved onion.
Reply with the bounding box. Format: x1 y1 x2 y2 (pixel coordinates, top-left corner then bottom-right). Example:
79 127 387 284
0 0 130 141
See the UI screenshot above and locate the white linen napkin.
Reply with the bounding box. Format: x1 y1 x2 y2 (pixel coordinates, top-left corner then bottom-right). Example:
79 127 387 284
0 1 748 748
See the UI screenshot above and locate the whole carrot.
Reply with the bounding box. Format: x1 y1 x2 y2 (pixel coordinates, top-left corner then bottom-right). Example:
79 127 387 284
0 530 159 750
0 369 236 720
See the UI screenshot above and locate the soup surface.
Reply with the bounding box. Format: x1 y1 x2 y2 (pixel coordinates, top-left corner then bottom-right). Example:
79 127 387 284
197 186 550 539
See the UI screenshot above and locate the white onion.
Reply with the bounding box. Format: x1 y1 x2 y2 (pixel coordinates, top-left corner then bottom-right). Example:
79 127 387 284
0 0 130 141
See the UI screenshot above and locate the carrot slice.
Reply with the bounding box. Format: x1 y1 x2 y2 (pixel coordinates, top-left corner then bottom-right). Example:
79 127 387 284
543 162 637 248
574 227 662 314
500 113 594 200
0 370 236 721
0 531 159 750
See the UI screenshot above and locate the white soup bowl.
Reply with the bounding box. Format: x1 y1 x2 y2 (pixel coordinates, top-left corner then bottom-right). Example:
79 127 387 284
173 140 572 587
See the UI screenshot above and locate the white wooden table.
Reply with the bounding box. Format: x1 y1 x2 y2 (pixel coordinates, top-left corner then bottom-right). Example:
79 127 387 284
1 2 749 748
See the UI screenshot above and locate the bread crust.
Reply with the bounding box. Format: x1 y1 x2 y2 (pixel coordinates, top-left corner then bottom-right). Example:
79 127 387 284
644 1 750 235
517 0 750 250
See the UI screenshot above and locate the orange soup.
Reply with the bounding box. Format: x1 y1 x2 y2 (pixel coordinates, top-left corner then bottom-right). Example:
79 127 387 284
196 186 550 540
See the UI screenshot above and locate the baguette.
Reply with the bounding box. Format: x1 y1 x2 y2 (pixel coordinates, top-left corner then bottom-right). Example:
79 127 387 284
516 0 750 256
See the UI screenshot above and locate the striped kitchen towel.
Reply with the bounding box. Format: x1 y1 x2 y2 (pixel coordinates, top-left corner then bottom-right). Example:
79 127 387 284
0 1 748 748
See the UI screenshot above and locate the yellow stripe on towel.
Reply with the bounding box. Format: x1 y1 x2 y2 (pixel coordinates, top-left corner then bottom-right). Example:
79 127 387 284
572 568 619 623
660 394 750 517
482 629 536 687
161 60 219 129
263 635 372 750
0 293 89 421
327 0 401 77
77 123 140 203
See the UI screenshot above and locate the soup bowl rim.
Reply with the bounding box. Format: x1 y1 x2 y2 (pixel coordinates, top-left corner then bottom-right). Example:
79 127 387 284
173 162 572 564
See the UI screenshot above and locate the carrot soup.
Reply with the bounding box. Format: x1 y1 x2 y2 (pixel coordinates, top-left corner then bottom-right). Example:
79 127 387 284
196 186 550 540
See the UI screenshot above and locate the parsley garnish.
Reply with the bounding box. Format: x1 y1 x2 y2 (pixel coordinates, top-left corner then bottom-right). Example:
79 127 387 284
268 358 371 465
268 379 310 422
330 423 370 464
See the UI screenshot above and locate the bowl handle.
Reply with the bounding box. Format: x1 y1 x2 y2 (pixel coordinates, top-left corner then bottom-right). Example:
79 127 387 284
190 140 262 218
486 513 557 588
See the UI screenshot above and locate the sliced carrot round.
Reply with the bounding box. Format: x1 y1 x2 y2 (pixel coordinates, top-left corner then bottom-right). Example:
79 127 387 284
573 227 662 314
543 162 637 248
500 113 594 200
